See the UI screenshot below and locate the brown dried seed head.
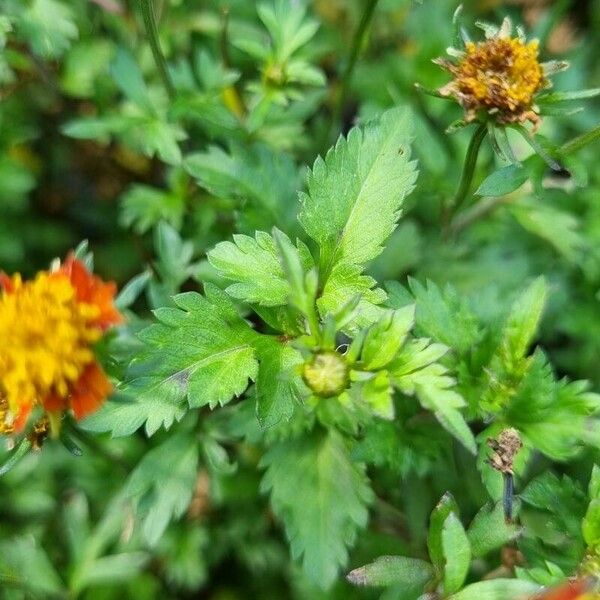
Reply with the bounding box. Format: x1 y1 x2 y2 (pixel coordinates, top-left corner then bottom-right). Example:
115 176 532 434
487 427 523 475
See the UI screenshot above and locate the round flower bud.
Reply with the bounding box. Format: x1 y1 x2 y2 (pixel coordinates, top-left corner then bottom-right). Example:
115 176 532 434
302 352 349 398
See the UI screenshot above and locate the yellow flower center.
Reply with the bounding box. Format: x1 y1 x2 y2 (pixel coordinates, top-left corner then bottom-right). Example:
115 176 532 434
454 37 545 119
0 272 102 418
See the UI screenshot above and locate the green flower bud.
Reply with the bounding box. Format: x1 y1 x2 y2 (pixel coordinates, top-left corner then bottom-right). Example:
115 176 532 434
302 352 349 398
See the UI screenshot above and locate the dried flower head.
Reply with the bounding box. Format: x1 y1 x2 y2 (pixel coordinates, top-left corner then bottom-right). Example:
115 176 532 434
0 254 122 436
487 427 523 475
435 17 565 128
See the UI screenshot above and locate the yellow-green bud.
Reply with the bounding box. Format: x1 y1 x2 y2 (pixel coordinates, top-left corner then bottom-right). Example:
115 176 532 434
302 352 349 398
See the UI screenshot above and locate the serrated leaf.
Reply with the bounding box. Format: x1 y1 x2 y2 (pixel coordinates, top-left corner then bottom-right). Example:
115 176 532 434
389 279 481 355
501 277 547 365
299 107 417 273
254 337 304 427
360 370 394 419
475 164 529 197
299 107 416 323
18 0 77 58
467 502 520 558
126 432 198 546
442 513 471 595
361 306 415 370
347 555 434 589
260 431 373 589
184 143 300 232
317 261 386 328
389 337 476 454
208 231 292 306
87 285 259 436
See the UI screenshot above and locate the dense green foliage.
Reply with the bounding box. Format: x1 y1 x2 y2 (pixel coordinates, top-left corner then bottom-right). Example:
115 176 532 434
2 0 600 598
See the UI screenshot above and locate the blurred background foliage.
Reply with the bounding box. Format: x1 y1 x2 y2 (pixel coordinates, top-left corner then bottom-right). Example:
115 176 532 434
1 0 600 598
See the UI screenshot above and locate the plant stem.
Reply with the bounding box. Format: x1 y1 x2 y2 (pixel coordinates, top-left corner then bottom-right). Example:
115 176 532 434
331 0 380 135
139 0 175 99
449 194 514 236
560 122 600 156
442 122 487 227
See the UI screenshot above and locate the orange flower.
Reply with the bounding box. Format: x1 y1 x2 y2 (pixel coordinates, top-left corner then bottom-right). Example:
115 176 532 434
0 254 123 436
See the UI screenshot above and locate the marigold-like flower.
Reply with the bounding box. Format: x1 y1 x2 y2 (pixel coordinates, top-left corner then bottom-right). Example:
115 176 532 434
0 254 122 435
434 17 563 127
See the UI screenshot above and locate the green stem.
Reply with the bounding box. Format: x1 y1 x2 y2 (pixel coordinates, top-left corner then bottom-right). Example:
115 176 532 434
331 0 380 134
139 0 175 99
443 122 487 225
560 122 600 156
448 123 600 236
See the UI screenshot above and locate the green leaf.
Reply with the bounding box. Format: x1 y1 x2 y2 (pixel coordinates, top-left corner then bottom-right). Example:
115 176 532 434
137 286 258 409
80 389 187 437
388 279 481 355
501 277 547 366
537 88 600 104
442 513 471 595
511 201 584 263
87 285 259 436
185 143 300 232
208 231 297 306
589 465 600 499
360 370 394 420
467 502 520 558
299 107 417 323
81 553 150 587
110 48 154 113
360 306 415 370
260 430 373 589
448 579 540 600
0 438 32 476
254 337 304 427
18 0 77 58
115 270 152 310
346 555 434 589
475 164 529 197
120 184 186 234
138 118 186 165
126 432 198 546
582 499 600 549
428 493 460 573
0 536 66 596
299 106 417 271
389 338 476 454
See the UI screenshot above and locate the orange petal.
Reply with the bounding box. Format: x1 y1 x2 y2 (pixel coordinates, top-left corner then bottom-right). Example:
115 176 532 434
0 272 15 293
13 401 33 433
43 392 68 413
60 253 124 329
69 362 112 420
533 579 594 600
